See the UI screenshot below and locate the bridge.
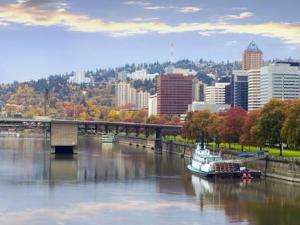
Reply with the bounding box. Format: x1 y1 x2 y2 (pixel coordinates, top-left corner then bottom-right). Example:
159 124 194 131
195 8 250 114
0 118 182 154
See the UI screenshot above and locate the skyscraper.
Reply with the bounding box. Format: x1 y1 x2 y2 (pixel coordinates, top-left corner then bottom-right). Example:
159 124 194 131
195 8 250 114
242 41 263 70
231 70 248 111
248 69 261 111
157 74 193 115
260 62 300 105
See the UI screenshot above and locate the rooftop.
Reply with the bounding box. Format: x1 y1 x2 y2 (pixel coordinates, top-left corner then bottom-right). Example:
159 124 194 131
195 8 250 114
245 41 262 53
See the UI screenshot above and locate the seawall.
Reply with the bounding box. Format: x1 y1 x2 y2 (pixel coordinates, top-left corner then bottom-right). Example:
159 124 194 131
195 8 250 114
118 135 300 183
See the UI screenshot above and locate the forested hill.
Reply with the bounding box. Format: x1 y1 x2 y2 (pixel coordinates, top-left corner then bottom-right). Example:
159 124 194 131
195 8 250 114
0 59 242 118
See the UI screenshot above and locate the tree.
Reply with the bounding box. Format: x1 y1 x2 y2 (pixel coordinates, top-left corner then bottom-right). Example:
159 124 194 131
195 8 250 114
182 110 211 144
108 109 120 122
207 113 224 147
132 109 147 123
239 110 263 147
281 99 300 149
254 99 286 155
219 107 247 148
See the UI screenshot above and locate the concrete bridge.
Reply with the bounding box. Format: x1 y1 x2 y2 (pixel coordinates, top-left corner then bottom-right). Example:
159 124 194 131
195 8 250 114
0 118 182 154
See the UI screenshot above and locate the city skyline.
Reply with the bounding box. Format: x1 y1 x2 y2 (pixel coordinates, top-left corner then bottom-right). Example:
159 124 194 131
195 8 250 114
0 0 300 82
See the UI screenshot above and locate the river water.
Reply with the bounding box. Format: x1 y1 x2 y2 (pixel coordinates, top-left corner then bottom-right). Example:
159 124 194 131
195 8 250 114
0 136 299 225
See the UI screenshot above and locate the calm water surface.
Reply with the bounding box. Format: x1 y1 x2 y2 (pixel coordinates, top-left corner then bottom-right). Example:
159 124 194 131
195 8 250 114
0 136 299 225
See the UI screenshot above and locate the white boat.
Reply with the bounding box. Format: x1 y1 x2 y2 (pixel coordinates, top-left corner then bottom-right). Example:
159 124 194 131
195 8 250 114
100 133 117 143
187 143 241 178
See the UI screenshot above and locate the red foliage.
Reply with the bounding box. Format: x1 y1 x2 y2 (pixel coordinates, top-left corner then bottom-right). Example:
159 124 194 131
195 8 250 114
219 107 247 144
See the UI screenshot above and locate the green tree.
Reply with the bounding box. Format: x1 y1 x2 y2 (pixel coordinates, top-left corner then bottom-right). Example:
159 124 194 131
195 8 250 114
281 99 300 149
255 99 286 155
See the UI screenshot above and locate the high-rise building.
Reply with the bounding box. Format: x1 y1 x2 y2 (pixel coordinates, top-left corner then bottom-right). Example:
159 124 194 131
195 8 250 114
148 94 157 117
157 74 193 115
225 84 231 105
231 70 248 111
115 82 149 109
243 41 263 70
136 90 149 109
205 82 229 104
260 62 300 105
248 69 261 111
115 82 131 107
192 78 205 102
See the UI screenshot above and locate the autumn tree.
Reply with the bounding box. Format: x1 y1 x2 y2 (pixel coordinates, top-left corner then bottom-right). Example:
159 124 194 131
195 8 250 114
207 113 224 147
219 107 247 148
281 99 300 149
239 110 263 148
254 99 286 155
108 109 120 122
182 110 211 145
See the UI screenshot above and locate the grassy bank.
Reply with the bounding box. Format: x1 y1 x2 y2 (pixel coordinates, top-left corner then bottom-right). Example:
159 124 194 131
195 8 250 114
164 135 300 158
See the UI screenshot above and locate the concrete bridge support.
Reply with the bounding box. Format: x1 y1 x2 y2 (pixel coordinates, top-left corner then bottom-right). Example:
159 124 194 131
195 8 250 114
51 121 78 154
155 127 162 154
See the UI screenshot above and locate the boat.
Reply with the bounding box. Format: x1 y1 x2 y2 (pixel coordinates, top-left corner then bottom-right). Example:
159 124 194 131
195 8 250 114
187 143 261 178
100 133 117 143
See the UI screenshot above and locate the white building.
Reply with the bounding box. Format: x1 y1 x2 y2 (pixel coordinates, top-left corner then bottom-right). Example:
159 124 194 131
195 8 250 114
148 94 157 117
127 69 158 80
136 90 149 109
248 69 261 111
69 71 91 84
115 82 131 107
115 82 149 109
205 82 229 104
188 101 230 113
260 62 300 105
166 67 197 76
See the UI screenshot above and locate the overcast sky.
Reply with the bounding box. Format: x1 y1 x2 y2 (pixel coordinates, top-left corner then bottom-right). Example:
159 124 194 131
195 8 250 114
0 0 299 83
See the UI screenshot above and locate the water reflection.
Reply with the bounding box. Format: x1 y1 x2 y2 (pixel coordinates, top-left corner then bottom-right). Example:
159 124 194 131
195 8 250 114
0 136 299 225
49 155 78 184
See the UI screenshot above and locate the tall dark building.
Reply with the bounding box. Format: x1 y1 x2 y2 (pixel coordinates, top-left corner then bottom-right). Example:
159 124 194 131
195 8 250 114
225 84 231 105
157 74 193 115
231 71 248 111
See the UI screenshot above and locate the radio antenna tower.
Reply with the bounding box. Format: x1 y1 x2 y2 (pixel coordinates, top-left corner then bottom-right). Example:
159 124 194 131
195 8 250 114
170 42 175 64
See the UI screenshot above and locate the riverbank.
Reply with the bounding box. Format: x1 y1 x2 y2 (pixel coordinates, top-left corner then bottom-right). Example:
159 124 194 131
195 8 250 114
118 135 300 183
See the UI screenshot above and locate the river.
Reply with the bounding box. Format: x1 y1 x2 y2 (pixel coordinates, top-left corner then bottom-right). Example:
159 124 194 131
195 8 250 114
0 136 299 225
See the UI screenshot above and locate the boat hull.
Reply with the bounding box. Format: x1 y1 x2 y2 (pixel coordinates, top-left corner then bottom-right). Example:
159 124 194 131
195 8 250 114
187 164 261 179
188 164 243 178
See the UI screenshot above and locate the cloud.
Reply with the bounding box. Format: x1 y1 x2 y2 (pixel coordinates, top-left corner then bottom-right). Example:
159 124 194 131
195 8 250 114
131 17 160 22
0 200 197 225
218 11 254 21
124 1 202 14
16 0 69 12
0 1 300 46
144 5 202 13
123 1 151 7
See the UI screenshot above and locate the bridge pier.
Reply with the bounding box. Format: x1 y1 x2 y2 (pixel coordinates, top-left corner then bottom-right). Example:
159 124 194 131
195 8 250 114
51 121 78 154
155 128 162 154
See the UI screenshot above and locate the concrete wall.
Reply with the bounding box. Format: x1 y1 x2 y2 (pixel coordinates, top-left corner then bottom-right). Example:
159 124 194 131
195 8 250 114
119 136 300 183
51 122 78 147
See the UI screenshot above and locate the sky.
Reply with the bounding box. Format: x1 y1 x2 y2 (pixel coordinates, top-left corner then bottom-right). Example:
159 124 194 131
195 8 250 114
0 0 300 83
